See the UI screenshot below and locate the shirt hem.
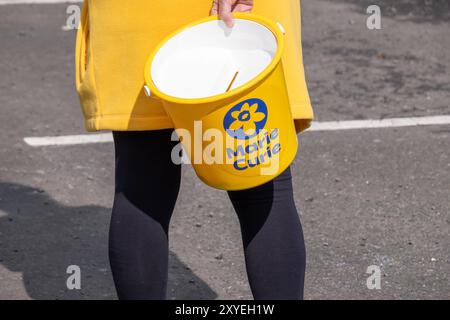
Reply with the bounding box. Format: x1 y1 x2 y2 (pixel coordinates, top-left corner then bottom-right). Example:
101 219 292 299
85 104 314 133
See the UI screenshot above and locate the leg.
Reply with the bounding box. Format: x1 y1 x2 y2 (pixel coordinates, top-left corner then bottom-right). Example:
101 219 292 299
227 167 306 300
109 130 181 300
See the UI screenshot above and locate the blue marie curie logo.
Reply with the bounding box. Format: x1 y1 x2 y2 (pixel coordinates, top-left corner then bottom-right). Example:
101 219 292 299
223 98 268 140
223 98 281 171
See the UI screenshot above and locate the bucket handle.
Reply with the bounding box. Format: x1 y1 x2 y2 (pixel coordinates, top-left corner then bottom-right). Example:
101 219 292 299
276 22 286 35
144 85 153 98
144 84 162 101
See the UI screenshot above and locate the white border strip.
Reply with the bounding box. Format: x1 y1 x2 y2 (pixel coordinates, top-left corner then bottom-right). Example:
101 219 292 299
23 115 450 147
0 0 81 4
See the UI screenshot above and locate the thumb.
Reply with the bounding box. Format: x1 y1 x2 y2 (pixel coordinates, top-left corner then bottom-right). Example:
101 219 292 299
218 0 234 28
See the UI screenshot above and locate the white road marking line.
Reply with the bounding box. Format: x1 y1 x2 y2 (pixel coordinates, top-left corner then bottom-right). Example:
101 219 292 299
0 0 81 4
308 115 450 131
23 115 450 147
24 133 112 147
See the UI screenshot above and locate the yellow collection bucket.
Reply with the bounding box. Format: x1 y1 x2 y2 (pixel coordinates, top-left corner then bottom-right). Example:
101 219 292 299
144 13 298 191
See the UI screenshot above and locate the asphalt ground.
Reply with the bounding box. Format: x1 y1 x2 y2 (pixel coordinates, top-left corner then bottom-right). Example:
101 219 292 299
0 0 449 299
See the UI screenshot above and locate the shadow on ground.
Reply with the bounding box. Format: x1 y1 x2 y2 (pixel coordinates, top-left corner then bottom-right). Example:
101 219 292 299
0 182 217 300
335 0 450 23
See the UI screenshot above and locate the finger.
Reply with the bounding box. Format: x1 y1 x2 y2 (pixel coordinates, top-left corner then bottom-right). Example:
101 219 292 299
233 4 253 13
210 0 218 15
219 0 234 28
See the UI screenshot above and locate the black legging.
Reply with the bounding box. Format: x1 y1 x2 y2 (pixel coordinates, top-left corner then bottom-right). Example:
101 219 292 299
109 130 306 300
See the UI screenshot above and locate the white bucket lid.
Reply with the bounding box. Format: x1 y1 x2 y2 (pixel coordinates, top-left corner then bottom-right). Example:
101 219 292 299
150 19 278 100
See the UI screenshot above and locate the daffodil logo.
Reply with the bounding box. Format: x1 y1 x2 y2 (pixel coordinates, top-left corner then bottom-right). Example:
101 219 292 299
223 98 268 140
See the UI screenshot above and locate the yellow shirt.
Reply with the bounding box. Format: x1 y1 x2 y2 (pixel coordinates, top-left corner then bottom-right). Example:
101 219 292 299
75 0 314 133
